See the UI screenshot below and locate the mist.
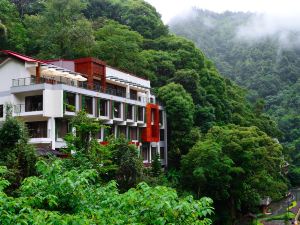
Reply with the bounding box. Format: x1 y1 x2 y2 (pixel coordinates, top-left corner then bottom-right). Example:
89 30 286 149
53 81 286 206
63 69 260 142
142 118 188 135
235 12 300 49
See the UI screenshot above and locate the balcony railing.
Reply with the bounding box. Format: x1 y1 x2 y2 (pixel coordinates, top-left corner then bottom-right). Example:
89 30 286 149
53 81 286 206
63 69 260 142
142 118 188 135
14 103 43 114
12 77 150 103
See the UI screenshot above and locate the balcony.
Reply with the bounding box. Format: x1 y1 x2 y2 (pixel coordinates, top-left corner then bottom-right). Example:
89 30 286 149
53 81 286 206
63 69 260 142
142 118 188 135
12 77 144 102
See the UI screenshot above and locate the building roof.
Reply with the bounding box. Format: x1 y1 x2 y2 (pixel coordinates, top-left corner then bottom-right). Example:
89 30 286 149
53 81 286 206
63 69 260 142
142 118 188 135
0 50 44 63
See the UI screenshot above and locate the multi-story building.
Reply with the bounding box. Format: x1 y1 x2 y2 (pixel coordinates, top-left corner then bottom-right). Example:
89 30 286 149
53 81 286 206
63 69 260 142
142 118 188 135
0 50 167 166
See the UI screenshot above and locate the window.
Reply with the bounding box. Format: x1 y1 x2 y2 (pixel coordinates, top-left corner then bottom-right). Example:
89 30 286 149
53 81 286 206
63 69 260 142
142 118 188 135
0 105 3 118
56 119 69 139
141 147 149 161
160 147 165 160
106 83 126 97
129 127 137 140
160 129 164 141
118 126 127 138
130 89 137 100
25 95 43 112
137 106 144 121
103 125 114 140
26 121 47 138
96 128 102 140
93 79 101 91
84 96 93 114
65 92 76 112
113 102 121 118
127 104 133 120
151 147 157 161
100 99 108 117
159 110 163 125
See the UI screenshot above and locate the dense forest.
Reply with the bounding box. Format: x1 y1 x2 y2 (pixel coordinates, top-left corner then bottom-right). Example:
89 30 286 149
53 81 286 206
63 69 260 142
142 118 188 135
0 0 293 224
169 9 300 163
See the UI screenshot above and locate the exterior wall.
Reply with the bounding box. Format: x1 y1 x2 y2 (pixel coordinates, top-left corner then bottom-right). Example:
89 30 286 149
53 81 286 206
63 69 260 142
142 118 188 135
106 67 150 89
0 54 168 167
0 59 31 91
43 89 63 117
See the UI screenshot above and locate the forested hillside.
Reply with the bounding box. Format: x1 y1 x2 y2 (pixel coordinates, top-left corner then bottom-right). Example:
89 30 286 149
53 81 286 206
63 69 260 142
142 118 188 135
0 1 291 224
169 9 300 149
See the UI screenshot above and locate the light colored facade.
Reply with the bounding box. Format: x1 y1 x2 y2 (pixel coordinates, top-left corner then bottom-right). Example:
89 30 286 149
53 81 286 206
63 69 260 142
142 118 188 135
0 50 167 166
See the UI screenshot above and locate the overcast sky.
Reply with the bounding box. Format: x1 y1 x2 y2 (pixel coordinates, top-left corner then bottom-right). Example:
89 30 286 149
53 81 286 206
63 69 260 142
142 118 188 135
145 0 300 23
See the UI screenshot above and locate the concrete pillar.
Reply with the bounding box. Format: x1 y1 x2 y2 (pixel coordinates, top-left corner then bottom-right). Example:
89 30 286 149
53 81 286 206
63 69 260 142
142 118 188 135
75 94 80 112
126 85 130 99
48 117 56 149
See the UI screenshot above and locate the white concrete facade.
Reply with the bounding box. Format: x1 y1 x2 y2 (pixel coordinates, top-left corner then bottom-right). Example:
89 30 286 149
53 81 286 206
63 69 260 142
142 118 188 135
0 56 168 167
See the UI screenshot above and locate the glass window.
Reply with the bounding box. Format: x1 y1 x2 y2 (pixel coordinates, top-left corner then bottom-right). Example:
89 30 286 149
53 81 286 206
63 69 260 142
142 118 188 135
65 92 76 112
118 126 127 138
127 104 133 120
141 147 149 161
103 125 114 140
160 129 164 141
151 147 157 161
0 105 3 118
26 121 47 138
25 95 43 112
100 99 108 117
137 106 143 121
129 127 137 140
159 110 163 125
113 102 121 118
56 119 69 139
130 89 137 100
160 147 165 160
84 96 93 114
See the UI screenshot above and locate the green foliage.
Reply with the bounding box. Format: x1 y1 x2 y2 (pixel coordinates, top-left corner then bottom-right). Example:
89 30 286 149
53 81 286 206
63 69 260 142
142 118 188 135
93 20 145 75
0 160 214 224
0 0 27 52
0 105 37 192
151 153 161 177
24 0 94 58
181 125 288 223
106 137 143 191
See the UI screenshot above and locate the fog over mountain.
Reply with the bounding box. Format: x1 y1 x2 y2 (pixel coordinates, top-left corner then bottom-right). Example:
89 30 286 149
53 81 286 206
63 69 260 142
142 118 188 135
169 8 300 147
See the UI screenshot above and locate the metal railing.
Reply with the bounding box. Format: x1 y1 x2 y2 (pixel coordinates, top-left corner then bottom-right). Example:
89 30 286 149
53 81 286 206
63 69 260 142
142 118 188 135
14 103 43 114
12 77 154 104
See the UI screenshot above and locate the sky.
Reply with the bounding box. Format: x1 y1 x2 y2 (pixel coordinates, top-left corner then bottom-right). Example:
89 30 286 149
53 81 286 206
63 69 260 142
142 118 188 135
145 0 300 24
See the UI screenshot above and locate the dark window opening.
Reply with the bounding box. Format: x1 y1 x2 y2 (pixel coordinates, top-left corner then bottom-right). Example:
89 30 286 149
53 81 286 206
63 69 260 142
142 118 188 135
83 96 93 114
96 128 102 140
160 129 164 141
160 147 165 160
56 119 69 139
106 83 126 97
129 127 137 140
26 121 47 138
100 99 108 117
104 125 114 140
130 89 137 100
159 110 163 125
25 95 43 112
113 102 121 118
137 106 143 121
93 79 101 92
151 147 157 161
118 126 127 138
65 92 76 112
141 147 149 161
127 104 133 120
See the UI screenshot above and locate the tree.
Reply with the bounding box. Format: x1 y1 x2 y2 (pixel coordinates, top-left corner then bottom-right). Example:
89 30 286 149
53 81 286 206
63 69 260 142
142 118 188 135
106 137 143 191
24 0 94 58
93 20 146 75
157 82 195 168
0 0 27 52
181 125 288 224
0 160 214 224
0 105 37 193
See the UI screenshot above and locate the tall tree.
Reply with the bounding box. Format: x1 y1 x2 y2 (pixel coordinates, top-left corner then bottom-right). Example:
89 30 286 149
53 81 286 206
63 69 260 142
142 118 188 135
24 0 94 58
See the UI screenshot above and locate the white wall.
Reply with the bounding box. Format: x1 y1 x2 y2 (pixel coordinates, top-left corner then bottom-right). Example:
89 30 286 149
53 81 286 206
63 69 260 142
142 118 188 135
43 89 63 117
0 58 31 91
106 67 151 88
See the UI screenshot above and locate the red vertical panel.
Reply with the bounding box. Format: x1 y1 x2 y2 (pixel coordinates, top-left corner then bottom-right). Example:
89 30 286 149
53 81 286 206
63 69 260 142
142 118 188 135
142 104 160 142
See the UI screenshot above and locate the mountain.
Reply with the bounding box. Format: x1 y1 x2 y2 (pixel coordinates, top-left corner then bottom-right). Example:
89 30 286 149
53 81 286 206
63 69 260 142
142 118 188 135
169 9 300 147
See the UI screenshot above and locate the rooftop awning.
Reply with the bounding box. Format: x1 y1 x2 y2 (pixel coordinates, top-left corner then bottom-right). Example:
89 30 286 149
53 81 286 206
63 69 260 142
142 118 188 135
40 63 87 82
106 75 150 90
